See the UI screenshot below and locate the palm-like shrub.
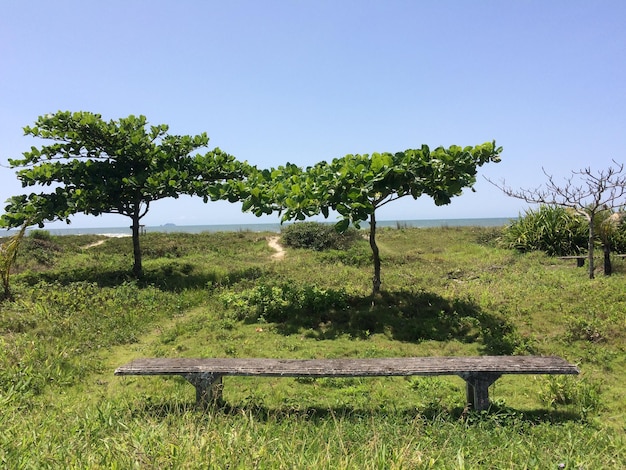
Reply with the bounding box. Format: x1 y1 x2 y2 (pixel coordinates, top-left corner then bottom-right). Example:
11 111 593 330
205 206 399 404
501 205 588 256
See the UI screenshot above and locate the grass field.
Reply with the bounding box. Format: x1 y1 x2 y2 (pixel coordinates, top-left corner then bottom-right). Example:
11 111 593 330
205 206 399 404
1 226 625 468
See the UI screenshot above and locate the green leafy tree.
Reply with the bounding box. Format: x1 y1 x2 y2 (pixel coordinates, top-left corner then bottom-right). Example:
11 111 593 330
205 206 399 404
246 142 501 295
1 111 246 278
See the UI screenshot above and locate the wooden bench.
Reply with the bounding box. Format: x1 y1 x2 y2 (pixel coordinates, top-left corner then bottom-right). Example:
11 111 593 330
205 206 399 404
558 254 626 268
115 356 579 411
558 255 587 267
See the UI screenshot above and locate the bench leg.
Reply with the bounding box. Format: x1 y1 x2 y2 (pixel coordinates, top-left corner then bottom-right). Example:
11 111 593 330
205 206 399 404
458 373 501 411
576 258 585 267
182 373 224 409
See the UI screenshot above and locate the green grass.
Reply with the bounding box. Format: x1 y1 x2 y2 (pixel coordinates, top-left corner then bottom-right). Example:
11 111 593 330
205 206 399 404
1 227 625 468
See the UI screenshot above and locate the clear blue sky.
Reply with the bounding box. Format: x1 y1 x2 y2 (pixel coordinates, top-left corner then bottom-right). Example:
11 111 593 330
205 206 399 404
1 0 625 228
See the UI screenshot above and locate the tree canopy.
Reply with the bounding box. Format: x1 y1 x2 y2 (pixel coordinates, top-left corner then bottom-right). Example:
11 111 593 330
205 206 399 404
242 141 502 294
1 111 248 277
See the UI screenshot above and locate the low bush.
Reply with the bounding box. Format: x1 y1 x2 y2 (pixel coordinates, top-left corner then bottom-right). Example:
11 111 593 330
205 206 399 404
539 376 602 417
317 244 371 266
28 229 52 241
474 226 504 246
219 282 349 323
281 222 361 251
12 235 63 271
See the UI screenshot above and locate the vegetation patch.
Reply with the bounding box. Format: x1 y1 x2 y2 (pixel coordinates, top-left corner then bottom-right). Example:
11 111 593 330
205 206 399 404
500 205 588 255
281 221 361 251
0 227 624 468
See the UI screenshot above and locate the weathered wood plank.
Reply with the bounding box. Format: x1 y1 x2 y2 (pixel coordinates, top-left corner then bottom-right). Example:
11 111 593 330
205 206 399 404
558 256 586 267
115 356 579 378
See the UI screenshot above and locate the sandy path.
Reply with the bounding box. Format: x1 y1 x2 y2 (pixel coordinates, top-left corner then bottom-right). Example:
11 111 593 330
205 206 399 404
82 239 108 249
267 236 286 260
81 235 287 260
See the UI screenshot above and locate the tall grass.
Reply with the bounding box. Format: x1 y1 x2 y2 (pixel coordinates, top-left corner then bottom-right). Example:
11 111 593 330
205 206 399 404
0 227 624 467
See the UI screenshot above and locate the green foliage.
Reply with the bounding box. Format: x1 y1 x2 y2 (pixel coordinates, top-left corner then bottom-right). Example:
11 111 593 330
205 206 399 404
317 244 372 266
476 310 536 355
266 141 502 228
494 162 626 279
219 283 349 323
1 111 248 277
474 226 505 247
2 112 236 227
607 224 626 253
238 141 502 294
20 235 62 268
501 206 626 262
501 205 588 255
0 281 188 398
566 314 607 343
539 376 602 416
281 222 361 251
1 228 626 468
216 281 536 351
29 229 52 241
1 400 623 469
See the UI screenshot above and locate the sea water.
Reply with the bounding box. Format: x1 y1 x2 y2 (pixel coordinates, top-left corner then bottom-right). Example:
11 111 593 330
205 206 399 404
2 217 516 237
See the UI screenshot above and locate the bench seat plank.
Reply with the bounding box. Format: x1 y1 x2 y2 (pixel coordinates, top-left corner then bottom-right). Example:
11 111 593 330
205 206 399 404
115 356 578 377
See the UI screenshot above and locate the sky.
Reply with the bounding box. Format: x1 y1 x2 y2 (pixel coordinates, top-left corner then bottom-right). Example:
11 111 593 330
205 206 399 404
1 0 625 229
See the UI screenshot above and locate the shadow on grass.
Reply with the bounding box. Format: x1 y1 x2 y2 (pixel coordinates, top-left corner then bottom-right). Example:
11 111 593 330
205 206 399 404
271 289 530 355
134 399 582 426
17 263 267 291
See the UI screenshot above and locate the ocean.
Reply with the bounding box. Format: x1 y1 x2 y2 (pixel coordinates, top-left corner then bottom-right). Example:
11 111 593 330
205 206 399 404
2 217 516 237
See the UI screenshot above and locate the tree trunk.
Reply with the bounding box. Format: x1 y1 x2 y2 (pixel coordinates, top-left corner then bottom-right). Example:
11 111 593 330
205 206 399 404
587 220 595 279
603 243 612 276
131 214 143 278
369 212 381 295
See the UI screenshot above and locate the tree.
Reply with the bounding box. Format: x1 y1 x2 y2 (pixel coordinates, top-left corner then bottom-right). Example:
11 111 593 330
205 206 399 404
490 162 626 279
0 111 247 278
247 142 501 295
